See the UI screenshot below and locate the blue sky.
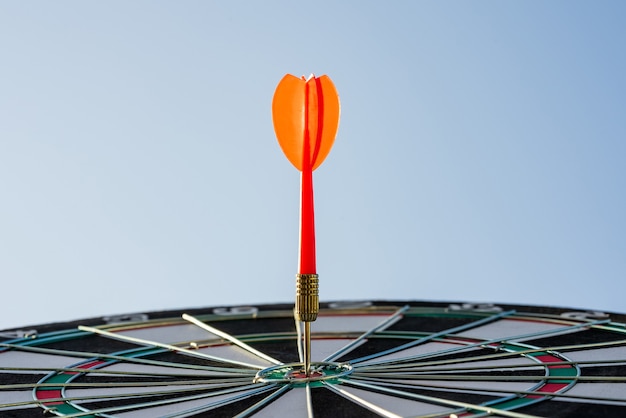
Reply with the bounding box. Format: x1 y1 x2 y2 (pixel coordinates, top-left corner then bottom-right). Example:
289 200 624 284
1 2 624 329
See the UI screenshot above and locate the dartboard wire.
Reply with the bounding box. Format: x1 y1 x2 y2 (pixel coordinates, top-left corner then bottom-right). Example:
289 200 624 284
306 382 314 418
334 310 516 365
159 384 281 418
353 357 626 374
296 316 304 362
0 342 257 375
346 376 626 406
0 364 257 379
54 383 278 418
336 378 543 418
4 376 253 391
0 380 255 409
232 384 292 418
78 325 265 370
355 338 626 371
320 380 403 418
351 372 626 382
351 318 612 368
323 305 410 362
182 313 283 365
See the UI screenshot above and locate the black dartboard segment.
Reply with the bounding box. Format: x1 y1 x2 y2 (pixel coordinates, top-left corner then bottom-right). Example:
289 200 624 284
1 300 625 417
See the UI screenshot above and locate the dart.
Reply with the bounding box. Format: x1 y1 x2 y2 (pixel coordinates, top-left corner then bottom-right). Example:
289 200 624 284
272 74 340 375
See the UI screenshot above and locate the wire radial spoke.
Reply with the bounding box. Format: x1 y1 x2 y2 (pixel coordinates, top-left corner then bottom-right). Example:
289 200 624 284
182 314 282 365
56 383 275 418
355 319 612 369
321 381 402 418
232 385 291 418
306 383 314 418
323 305 410 362
0 380 253 409
356 338 626 372
296 317 304 363
160 384 279 418
362 358 626 375
338 378 543 418
348 310 516 365
0 365 254 379
351 372 626 382
0 342 257 375
3 377 255 391
349 376 626 406
78 325 264 370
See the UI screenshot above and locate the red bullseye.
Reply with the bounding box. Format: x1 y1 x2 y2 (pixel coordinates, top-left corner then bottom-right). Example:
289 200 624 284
287 369 324 380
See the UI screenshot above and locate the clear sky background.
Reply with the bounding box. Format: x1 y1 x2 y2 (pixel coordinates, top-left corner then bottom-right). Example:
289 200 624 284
1 2 624 330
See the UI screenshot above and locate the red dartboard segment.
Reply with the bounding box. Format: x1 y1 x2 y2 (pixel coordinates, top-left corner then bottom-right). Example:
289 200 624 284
36 389 64 405
34 359 109 405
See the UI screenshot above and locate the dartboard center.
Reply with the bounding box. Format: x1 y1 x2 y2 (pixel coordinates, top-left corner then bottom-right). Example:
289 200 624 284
254 362 353 386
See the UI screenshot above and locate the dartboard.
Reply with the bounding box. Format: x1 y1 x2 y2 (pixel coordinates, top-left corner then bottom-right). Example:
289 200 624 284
1 300 625 417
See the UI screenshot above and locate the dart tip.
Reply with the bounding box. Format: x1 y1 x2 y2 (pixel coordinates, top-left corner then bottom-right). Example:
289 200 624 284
304 321 312 376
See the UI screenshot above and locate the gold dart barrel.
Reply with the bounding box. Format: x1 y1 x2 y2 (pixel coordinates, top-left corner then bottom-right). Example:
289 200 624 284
295 273 319 322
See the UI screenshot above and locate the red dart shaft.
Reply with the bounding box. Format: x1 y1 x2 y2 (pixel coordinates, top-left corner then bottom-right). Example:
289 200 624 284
298 79 317 275
299 167 316 274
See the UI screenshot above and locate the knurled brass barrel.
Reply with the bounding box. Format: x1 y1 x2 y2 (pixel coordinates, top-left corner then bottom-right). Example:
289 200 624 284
295 273 319 322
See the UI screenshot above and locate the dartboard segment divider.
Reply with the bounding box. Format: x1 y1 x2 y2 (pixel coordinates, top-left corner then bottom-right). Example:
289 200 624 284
0 300 625 417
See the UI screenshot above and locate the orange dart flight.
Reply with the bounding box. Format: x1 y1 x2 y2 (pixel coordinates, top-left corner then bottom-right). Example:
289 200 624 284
273 74 340 172
272 74 340 275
